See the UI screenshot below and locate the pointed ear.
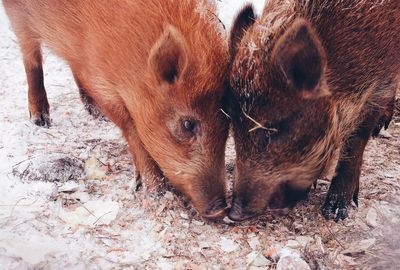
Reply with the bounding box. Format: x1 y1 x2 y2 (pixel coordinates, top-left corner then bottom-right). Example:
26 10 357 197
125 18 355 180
229 4 257 59
272 19 329 99
148 25 188 86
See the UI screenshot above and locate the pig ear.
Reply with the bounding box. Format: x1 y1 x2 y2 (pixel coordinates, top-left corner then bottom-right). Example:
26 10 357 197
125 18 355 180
148 25 188 86
229 4 257 59
272 19 329 99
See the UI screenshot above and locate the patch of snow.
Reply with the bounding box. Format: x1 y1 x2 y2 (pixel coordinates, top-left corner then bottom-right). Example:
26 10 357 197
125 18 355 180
59 200 119 227
216 0 266 31
0 234 65 265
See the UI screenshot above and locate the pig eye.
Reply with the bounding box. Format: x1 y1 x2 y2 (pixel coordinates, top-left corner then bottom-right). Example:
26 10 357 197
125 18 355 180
183 119 196 133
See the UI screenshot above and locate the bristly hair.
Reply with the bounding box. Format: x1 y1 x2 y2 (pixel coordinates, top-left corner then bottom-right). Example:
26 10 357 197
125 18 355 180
230 0 399 181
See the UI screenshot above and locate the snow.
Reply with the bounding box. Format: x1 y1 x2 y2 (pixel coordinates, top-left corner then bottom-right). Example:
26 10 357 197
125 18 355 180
0 234 66 265
219 237 239 252
59 200 120 227
217 0 266 31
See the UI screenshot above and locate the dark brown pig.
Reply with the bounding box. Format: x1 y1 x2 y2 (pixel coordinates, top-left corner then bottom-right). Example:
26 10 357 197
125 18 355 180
227 1 399 221
3 0 230 219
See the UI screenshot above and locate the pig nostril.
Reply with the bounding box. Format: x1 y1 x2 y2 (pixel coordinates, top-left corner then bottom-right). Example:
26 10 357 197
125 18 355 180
202 197 228 220
228 199 256 222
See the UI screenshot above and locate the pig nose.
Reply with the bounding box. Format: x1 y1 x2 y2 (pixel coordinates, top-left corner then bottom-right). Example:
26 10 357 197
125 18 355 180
228 198 256 222
202 196 228 220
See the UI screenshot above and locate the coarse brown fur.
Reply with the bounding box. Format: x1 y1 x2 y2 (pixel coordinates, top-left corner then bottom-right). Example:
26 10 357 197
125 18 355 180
3 0 230 218
228 0 399 221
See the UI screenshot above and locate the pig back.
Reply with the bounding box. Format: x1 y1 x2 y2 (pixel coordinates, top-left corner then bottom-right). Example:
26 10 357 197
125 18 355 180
300 0 400 94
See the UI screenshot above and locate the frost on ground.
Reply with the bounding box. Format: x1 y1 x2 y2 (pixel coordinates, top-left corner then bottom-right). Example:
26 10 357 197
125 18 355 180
1 1 399 269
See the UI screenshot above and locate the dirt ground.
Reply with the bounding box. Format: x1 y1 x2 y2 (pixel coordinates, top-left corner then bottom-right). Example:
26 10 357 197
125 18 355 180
0 1 399 269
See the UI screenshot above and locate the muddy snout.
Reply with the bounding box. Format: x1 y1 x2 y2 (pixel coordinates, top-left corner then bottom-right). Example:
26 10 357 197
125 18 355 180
201 196 228 220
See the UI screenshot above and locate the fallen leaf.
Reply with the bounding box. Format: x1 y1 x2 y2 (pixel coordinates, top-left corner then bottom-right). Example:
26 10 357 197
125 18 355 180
232 227 241 234
59 200 119 227
58 181 79 193
379 130 392 139
219 237 238 253
85 155 106 180
286 240 301 249
366 208 378 227
252 253 272 267
180 212 189 220
248 236 261 250
342 238 376 256
276 255 311 270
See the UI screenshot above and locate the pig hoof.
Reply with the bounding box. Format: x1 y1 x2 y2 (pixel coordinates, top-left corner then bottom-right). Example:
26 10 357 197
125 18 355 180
321 200 349 222
135 174 143 191
352 190 359 207
30 112 51 127
372 114 393 138
335 207 349 221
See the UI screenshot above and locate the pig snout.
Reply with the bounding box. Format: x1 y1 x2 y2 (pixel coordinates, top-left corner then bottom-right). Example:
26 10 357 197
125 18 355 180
201 196 228 220
175 173 228 221
228 197 257 222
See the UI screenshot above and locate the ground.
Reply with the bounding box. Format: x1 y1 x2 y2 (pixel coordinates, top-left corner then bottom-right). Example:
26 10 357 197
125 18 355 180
0 1 399 269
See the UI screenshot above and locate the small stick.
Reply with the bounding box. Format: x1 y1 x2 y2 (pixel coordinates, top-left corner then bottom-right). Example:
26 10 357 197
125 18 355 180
75 199 97 219
242 109 278 133
324 221 346 250
93 211 113 226
220 108 231 119
12 156 38 168
44 131 58 139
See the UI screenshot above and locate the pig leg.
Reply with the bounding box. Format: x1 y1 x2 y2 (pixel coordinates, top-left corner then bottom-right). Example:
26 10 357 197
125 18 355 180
322 113 377 221
122 121 167 193
322 96 395 221
20 36 50 127
70 78 166 193
72 72 105 120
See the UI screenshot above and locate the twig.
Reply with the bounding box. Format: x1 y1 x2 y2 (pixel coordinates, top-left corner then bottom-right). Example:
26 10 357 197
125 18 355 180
0 198 38 208
75 199 97 218
12 156 38 168
107 248 127 253
96 158 106 166
11 198 37 217
95 235 121 240
0 197 39 228
324 221 346 250
44 131 58 139
10 220 28 230
93 211 113 226
242 109 278 133
49 83 67 88
220 108 231 119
